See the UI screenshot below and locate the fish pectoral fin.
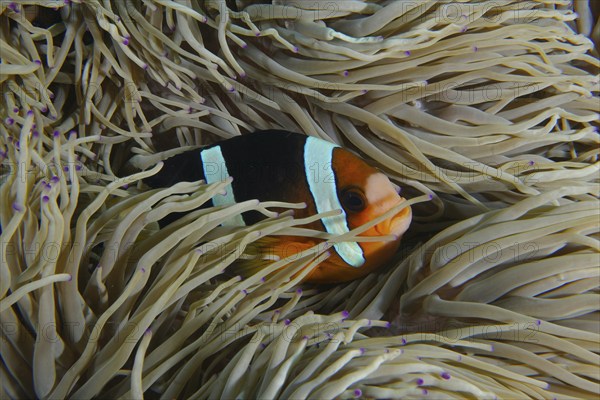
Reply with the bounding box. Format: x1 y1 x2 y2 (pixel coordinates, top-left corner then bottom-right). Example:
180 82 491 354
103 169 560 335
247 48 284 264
230 236 319 280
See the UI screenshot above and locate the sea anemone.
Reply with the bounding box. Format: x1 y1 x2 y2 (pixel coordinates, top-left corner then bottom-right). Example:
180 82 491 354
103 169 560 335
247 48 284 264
1 1 598 399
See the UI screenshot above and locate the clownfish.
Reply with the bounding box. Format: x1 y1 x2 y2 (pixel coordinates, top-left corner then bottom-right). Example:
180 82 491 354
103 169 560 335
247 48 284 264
145 130 412 283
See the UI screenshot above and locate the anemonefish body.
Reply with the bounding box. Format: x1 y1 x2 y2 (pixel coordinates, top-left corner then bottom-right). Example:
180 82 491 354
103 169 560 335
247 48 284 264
145 130 412 283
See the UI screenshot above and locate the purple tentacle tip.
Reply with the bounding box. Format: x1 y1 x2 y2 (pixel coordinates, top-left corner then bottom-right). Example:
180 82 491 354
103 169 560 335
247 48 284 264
404 50 411 56
141 267 146 273
12 203 23 212
53 130 60 138
428 193 434 200
359 347 365 354
63 166 69 172
42 195 50 203
27 110 34 116
13 107 19 113
473 46 478 52
8 2 17 11
51 175 60 183
284 319 291 326
528 160 535 166
401 338 407 345
67 274 73 281
367 319 372 326
302 335 309 340
341 310 350 319
385 321 391 328
536 319 541 325
353 389 362 397
292 46 299 53
6 117 14 125
296 288 302 294
441 372 451 380
343 70 349 77
34 59 42 65
75 164 82 171
122 183 129 189
122 38 130 45
261 277 266 282
32 130 39 138
274 310 280 314
361 89 368 94
228 87 236 92
422 389 428 395
416 378 424 385
142 64 149 70
461 26 468 32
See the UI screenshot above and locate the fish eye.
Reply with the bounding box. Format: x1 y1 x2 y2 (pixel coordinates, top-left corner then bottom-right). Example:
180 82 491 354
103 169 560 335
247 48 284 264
340 188 366 212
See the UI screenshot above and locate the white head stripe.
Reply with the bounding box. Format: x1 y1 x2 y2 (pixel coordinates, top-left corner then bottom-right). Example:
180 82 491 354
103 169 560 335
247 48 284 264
201 146 246 227
303 137 365 268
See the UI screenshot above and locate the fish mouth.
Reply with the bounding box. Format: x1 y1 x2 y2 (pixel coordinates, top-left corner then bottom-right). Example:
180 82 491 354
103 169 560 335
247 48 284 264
375 202 412 237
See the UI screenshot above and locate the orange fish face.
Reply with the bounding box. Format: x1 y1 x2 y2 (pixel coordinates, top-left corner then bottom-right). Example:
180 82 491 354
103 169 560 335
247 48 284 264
339 171 411 236
304 148 412 283
332 148 412 237
348 172 412 280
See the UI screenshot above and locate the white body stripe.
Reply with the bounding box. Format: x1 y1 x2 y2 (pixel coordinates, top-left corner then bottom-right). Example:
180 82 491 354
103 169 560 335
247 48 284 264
303 137 365 268
200 146 246 227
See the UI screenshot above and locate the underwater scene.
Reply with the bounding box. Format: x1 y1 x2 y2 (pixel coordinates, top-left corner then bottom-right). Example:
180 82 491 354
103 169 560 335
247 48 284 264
1 1 599 399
